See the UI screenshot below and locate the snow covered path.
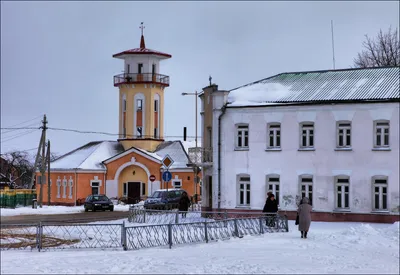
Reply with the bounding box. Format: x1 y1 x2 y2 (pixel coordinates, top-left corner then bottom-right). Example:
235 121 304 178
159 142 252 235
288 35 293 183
1 221 398 274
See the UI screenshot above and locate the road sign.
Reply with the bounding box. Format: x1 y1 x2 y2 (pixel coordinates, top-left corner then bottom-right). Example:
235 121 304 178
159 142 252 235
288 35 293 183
162 171 172 182
162 154 174 169
149 175 156 182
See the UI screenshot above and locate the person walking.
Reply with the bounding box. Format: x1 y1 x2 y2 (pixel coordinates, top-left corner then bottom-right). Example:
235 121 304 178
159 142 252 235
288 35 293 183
178 191 191 218
262 193 278 227
297 197 312 238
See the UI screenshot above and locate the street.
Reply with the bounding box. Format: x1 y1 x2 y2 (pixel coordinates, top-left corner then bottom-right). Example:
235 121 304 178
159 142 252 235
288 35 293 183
0 211 129 225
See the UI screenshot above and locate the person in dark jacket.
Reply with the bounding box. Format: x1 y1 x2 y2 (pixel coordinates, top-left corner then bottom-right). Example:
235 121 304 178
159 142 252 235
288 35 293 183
178 191 191 218
262 193 278 227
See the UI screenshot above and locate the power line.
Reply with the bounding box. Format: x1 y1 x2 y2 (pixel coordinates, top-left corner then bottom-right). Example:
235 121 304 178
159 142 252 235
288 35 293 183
1 122 41 135
1 126 201 139
1 129 39 143
3 115 43 128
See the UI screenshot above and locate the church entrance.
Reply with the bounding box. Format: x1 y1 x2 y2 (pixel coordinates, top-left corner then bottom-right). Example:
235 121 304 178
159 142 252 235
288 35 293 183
127 182 141 204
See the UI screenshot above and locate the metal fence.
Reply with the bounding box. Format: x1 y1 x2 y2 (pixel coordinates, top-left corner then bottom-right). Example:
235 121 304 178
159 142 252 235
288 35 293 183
1 213 288 252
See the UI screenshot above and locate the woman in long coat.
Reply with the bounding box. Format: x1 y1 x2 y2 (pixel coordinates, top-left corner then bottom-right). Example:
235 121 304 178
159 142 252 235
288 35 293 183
297 197 312 238
178 191 191 218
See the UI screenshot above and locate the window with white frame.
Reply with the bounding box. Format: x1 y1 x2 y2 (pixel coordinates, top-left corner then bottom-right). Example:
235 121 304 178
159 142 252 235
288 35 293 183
56 179 61 198
266 175 280 206
154 100 159 112
91 182 100 195
172 180 182 189
237 175 251 206
374 121 390 148
300 176 313 205
236 124 249 149
300 123 314 148
335 176 350 209
268 123 281 149
137 99 143 111
337 122 351 148
62 178 67 198
68 179 73 199
372 177 388 211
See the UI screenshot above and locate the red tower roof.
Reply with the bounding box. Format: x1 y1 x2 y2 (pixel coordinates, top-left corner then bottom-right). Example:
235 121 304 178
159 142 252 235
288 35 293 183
113 33 171 59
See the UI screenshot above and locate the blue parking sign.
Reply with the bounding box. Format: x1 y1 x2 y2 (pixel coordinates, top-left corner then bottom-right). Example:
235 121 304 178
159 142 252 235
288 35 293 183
162 171 172 182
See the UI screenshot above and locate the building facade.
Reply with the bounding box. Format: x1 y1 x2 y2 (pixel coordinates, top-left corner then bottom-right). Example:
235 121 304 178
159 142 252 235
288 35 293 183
36 27 201 206
199 67 399 223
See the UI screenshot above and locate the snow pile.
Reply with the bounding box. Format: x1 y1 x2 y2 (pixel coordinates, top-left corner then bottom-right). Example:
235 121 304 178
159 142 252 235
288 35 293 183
0 205 130 216
1 220 399 274
228 82 293 106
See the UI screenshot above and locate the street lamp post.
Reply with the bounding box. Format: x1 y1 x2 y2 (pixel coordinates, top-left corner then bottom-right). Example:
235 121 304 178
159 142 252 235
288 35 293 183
182 91 199 203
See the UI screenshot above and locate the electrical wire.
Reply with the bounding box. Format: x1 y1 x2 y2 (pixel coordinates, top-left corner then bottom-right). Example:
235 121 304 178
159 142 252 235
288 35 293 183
1 122 41 135
1 129 39 143
2 115 43 128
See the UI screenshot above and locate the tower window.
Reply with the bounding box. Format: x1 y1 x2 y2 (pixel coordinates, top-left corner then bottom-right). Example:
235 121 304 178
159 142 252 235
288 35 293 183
126 64 130 74
137 127 142 137
137 99 143 110
154 100 158 112
138 63 143 74
152 64 156 75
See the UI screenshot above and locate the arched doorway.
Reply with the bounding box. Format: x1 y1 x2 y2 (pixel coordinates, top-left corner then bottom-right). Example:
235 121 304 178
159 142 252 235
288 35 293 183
117 165 148 204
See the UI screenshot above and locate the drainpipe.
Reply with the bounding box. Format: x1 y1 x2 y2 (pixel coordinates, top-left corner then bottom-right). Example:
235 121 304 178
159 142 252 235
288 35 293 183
103 171 106 196
217 104 227 210
74 169 78 206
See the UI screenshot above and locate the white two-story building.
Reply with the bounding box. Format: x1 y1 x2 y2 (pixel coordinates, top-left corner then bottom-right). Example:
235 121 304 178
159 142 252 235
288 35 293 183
197 66 399 223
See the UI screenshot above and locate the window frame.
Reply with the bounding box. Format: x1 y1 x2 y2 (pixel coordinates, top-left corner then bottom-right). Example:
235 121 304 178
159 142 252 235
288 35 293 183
56 179 61 198
266 174 280 207
299 175 313 206
373 120 390 149
137 99 143 111
299 122 314 149
267 123 281 150
68 179 73 199
372 176 388 212
62 178 67 198
235 124 249 150
336 121 352 149
91 181 100 195
237 174 251 207
334 176 350 210
172 180 182 189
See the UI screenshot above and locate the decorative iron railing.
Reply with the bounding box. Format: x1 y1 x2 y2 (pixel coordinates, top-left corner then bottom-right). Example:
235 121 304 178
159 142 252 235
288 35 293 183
188 147 213 165
113 73 170 86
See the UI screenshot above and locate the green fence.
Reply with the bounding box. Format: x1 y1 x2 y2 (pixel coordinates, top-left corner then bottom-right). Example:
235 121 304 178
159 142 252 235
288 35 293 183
0 190 37 208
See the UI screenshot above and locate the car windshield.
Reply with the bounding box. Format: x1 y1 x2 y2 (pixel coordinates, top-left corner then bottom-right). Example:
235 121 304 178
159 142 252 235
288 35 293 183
150 191 163 198
92 195 109 201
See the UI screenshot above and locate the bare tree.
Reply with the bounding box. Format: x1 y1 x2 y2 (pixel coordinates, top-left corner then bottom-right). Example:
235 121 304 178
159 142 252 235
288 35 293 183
353 26 400 68
0 151 34 189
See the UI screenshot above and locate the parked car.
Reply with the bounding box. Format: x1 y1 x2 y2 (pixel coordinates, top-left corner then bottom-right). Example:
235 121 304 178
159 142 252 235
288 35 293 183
84 194 114 212
144 189 187 210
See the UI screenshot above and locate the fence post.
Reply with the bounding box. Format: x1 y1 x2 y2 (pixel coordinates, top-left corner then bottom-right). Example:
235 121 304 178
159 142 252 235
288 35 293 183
259 217 264 234
143 210 146 223
168 223 173 249
37 222 43 252
233 219 239 237
121 221 127 250
284 215 289 232
175 211 179 224
204 222 208 243
223 211 228 228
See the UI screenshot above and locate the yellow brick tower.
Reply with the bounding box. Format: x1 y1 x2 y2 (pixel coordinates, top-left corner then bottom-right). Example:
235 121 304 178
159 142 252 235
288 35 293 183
112 23 172 152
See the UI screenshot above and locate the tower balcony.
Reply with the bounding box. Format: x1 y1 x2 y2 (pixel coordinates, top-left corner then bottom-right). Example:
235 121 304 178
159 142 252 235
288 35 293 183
114 73 170 87
188 147 213 167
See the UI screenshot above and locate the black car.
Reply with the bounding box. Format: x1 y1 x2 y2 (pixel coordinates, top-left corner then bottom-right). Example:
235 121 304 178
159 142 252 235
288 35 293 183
84 194 114 212
144 189 187 210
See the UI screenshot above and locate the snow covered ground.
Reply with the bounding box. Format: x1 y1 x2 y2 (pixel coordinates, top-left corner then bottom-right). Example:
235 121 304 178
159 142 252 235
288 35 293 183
1 220 398 274
0 204 130 216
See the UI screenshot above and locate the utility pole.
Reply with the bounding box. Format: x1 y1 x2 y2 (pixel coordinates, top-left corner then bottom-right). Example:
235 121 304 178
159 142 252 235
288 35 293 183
39 115 48 208
29 132 44 189
46 140 51 206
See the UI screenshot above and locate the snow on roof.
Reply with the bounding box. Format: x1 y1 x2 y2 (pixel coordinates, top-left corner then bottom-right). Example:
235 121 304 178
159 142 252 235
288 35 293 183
154 141 191 169
51 141 124 170
113 47 171 59
228 67 400 107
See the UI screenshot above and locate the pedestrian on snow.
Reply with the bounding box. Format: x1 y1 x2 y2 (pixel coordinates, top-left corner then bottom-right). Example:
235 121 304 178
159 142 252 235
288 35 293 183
297 197 312 239
178 191 191 218
262 193 278 227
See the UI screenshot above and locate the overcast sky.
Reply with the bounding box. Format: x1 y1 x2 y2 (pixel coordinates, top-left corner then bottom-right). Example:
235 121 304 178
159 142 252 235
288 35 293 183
1 1 399 158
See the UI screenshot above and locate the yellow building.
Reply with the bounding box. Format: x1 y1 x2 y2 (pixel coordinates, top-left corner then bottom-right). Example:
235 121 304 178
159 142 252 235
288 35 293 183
36 25 201 205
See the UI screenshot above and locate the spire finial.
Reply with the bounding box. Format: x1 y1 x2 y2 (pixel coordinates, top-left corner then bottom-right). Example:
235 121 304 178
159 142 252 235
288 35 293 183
139 22 146 48
209 75 212 86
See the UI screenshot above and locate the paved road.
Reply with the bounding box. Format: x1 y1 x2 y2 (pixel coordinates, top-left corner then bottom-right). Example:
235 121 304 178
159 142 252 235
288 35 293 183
0 211 129 225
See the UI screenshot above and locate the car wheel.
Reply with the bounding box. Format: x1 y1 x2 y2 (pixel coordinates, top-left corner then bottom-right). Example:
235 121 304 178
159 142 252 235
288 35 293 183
110 208 114 212
84 207 88 212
